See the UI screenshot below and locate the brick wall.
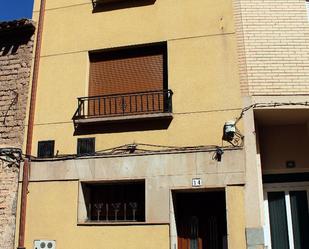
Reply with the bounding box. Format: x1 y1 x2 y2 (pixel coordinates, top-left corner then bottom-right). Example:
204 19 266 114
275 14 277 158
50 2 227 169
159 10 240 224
0 22 34 249
0 161 19 249
234 0 309 95
0 34 34 146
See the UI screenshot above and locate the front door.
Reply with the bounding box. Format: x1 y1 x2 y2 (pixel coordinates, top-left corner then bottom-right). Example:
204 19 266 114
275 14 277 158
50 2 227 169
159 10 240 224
174 191 228 249
264 183 309 249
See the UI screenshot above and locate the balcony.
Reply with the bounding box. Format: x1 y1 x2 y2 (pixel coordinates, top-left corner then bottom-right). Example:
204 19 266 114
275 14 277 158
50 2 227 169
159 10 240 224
73 89 173 128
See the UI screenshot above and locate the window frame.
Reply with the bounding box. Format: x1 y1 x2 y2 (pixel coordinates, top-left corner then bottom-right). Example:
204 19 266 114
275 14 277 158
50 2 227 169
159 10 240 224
87 43 168 117
37 140 55 158
88 42 168 96
263 182 309 249
77 137 95 156
80 180 146 224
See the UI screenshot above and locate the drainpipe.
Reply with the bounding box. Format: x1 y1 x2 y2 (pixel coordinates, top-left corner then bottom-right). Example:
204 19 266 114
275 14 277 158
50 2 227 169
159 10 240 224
17 0 46 248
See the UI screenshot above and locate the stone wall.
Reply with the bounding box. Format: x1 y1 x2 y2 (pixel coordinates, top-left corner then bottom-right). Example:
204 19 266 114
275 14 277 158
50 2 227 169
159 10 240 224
0 161 19 249
0 21 34 249
0 31 34 147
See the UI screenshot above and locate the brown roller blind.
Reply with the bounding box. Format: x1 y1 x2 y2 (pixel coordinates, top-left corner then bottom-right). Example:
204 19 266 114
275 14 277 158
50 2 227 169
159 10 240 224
89 45 165 97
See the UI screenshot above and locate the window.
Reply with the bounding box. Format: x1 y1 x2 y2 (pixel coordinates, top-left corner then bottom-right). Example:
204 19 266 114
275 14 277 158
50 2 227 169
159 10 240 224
73 42 173 127
82 181 145 222
77 138 95 155
37 140 55 158
264 183 309 249
88 43 168 115
88 43 167 97
72 42 173 126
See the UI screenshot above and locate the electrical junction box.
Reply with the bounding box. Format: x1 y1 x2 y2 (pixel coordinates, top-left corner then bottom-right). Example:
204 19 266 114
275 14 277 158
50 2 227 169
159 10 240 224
34 240 56 249
222 120 236 142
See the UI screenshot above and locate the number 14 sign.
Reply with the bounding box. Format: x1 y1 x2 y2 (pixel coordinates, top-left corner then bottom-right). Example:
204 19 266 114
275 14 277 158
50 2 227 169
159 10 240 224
192 178 202 187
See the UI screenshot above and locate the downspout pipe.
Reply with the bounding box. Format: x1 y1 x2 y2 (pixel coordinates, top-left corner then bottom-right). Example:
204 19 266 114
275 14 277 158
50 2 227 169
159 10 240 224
17 0 46 248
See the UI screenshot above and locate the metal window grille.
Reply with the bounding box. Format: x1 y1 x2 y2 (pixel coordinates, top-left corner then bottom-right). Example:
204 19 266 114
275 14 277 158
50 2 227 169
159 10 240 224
37 140 55 158
83 181 145 222
77 138 95 155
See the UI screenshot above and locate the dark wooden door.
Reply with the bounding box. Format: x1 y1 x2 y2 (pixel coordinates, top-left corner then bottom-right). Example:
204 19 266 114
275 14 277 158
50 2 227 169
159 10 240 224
178 216 202 249
175 191 227 249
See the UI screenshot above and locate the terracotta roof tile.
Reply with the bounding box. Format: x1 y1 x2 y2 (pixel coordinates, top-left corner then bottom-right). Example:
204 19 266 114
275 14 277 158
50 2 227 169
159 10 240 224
0 19 35 33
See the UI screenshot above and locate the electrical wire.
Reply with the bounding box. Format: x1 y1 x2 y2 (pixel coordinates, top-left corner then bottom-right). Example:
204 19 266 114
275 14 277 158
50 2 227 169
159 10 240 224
235 101 309 124
226 101 309 146
9 101 309 162
0 147 22 167
27 143 239 162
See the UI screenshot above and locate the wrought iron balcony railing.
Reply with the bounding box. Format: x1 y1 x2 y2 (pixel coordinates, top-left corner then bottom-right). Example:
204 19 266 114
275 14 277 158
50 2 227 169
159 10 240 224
72 89 173 121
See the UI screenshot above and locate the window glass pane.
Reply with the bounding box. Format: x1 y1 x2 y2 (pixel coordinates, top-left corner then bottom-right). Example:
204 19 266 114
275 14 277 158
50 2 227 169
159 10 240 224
290 191 309 249
268 192 290 249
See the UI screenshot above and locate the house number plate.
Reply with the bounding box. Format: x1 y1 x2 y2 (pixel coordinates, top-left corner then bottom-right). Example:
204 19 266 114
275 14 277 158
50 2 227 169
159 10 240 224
192 178 202 187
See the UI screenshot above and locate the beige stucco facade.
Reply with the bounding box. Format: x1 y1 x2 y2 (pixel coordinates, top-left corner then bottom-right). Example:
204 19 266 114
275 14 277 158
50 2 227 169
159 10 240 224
16 149 247 249
18 181 170 249
28 0 242 154
14 0 254 248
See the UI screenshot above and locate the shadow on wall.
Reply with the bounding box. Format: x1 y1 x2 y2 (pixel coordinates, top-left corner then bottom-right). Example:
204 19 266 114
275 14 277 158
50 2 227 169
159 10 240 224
92 0 156 12
0 33 33 56
259 123 309 172
73 117 172 135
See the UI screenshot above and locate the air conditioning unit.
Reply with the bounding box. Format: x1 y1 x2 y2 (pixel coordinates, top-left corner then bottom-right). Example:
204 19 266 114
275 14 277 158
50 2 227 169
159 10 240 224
34 240 56 249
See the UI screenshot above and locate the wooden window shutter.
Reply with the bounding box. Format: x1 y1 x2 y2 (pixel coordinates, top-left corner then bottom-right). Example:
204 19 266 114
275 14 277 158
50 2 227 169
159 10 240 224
88 44 166 97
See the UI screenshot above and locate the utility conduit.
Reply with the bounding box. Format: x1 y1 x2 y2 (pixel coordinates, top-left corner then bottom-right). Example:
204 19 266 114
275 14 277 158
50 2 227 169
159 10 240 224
17 0 46 248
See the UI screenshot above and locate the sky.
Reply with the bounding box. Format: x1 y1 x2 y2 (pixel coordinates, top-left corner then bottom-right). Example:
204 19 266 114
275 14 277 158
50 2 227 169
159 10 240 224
0 0 34 21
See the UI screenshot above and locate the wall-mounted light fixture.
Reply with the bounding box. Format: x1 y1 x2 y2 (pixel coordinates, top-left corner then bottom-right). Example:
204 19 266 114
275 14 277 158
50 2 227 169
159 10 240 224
286 160 296 168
